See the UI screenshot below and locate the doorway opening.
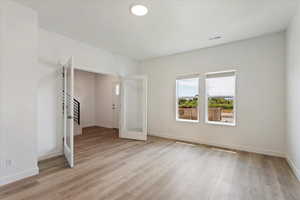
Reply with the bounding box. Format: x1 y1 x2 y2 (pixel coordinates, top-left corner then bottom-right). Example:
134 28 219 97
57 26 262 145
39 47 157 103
73 69 121 136
62 57 148 168
73 69 121 161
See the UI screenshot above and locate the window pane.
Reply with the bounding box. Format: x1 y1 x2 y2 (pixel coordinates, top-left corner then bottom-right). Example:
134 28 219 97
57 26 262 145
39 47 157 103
206 75 235 124
176 78 199 121
115 84 120 96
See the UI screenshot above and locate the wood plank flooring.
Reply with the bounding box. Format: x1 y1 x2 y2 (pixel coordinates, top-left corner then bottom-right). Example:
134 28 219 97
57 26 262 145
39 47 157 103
1 126 300 200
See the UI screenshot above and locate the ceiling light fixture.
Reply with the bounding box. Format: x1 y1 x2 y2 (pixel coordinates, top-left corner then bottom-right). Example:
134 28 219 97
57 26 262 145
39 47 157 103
130 4 148 16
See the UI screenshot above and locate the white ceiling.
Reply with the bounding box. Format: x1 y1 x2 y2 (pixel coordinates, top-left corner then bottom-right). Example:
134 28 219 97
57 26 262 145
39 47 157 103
14 0 298 60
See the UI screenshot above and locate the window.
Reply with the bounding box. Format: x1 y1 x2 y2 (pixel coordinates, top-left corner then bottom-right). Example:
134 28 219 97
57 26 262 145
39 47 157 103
115 84 120 96
205 71 236 126
176 76 199 122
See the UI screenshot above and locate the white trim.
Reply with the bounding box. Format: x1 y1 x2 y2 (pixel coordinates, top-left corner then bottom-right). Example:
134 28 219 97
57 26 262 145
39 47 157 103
62 56 75 168
205 69 237 76
38 150 63 161
205 70 237 126
0 167 39 186
176 73 201 80
286 157 300 182
148 131 285 158
176 119 199 123
206 121 236 127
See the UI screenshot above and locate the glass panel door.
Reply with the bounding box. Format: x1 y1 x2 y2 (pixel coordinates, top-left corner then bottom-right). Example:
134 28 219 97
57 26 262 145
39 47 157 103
120 75 147 141
63 57 74 168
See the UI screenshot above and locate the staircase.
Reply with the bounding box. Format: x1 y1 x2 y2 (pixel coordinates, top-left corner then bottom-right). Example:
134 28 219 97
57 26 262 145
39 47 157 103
73 98 82 135
63 90 82 135
73 98 80 125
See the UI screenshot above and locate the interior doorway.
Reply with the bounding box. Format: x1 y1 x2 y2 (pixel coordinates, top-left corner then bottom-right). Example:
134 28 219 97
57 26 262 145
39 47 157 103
62 57 148 168
71 69 121 164
73 69 121 135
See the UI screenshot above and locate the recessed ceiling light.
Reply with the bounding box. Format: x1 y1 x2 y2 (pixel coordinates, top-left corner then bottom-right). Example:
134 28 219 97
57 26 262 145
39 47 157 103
130 4 148 16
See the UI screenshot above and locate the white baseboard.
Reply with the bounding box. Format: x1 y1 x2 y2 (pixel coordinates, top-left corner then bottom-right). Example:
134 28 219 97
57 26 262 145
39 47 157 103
149 132 285 158
287 157 300 182
81 125 100 129
82 125 115 129
0 167 39 187
38 150 63 161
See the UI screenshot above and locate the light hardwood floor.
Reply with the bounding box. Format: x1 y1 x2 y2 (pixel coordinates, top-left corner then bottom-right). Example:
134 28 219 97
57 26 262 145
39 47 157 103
1 127 300 200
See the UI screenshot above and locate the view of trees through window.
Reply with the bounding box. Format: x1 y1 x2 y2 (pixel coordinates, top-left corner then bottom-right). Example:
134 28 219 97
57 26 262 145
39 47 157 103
176 72 236 124
208 96 234 123
176 78 199 121
206 72 236 124
178 95 199 120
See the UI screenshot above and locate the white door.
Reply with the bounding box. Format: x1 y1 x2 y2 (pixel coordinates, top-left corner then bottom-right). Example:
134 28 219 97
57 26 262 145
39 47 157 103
112 81 121 129
63 57 74 168
120 75 147 141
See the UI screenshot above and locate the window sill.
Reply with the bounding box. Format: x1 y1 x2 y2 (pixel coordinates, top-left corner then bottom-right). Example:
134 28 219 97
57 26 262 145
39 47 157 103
205 121 236 127
176 119 199 123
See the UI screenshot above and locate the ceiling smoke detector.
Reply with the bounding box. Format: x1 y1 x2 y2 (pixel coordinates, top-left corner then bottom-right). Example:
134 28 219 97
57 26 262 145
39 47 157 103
209 35 222 40
130 4 148 16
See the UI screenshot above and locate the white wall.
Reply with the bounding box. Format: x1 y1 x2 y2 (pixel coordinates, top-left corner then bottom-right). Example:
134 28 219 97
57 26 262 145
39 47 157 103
73 71 119 130
95 74 119 128
74 70 97 128
286 4 300 181
0 0 138 182
140 32 286 157
37 29 138 160
0 0 39 186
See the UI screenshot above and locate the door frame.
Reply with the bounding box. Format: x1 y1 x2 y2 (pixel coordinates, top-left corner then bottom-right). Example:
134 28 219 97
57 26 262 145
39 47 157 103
119 75 148 141
112 81 121 129
62 57 74 168
72 68 122 130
